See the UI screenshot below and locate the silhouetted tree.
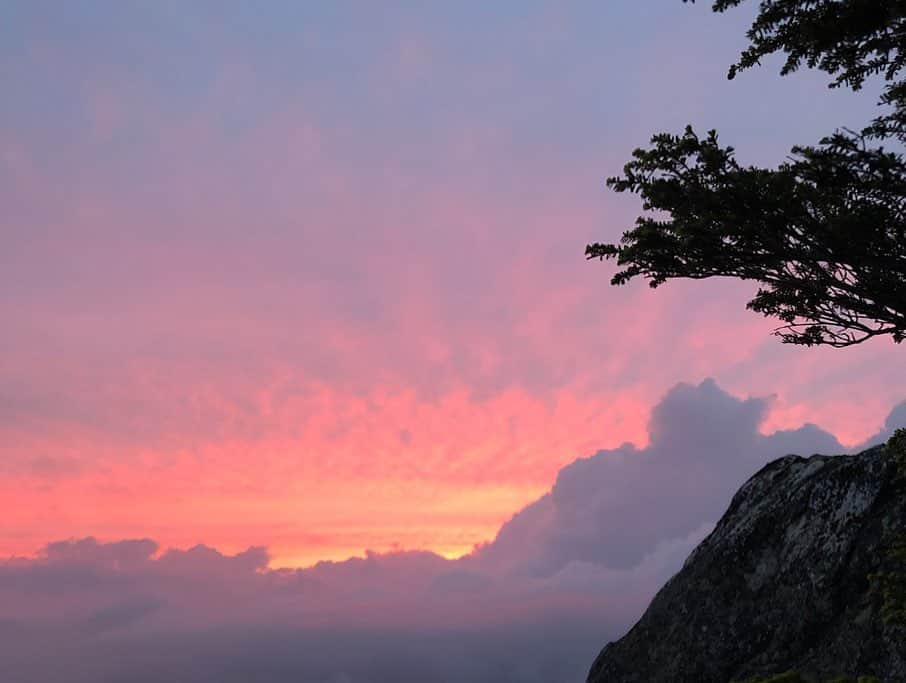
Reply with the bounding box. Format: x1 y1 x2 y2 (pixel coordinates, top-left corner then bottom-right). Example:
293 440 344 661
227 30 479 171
588 0 906 347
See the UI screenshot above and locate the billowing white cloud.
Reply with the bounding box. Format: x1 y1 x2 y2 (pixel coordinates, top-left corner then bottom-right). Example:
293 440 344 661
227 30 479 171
856 399 906 449
470 379 843 576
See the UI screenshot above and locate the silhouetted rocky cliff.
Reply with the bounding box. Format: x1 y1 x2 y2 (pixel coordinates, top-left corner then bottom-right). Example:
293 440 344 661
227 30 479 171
587 444 906 683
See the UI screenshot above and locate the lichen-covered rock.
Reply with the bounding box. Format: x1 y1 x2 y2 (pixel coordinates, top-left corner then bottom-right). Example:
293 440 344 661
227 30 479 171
586 444 906 683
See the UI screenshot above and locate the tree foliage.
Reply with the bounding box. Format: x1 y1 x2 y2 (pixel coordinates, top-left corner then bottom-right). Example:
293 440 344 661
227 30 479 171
588 0 906 347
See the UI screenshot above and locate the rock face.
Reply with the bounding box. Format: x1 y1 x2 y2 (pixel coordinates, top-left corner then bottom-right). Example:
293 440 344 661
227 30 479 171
587 444 906 683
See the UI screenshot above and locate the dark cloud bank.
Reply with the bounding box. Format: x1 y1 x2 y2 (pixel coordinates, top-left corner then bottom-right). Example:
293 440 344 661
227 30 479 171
3 379 903 683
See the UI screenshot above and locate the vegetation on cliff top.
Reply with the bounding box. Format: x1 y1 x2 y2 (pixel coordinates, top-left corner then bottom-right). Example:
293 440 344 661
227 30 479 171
588 0 906 348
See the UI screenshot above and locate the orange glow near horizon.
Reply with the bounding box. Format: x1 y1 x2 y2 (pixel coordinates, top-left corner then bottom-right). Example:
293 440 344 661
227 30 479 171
1 370 897 568
0 381 651 567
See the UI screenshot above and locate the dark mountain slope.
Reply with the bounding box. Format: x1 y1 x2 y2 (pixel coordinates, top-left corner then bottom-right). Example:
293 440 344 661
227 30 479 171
588 444 906 683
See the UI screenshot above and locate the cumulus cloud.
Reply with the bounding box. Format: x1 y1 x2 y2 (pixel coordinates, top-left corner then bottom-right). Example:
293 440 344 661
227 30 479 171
1 379 894 683
855 399 906 449
471 379 842 577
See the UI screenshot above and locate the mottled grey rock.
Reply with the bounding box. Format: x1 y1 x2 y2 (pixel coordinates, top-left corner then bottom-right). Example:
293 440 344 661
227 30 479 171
587 444 906 683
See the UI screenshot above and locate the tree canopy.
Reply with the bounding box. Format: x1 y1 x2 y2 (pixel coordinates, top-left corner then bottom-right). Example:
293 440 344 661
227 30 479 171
587 0 906 347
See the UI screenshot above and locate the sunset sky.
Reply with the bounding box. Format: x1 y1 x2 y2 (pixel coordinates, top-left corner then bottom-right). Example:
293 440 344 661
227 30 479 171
3 4 906 678
3 1 905 566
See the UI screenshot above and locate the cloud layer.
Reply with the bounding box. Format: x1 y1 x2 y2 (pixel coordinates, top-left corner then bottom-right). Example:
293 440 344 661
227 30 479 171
4 380 898 683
